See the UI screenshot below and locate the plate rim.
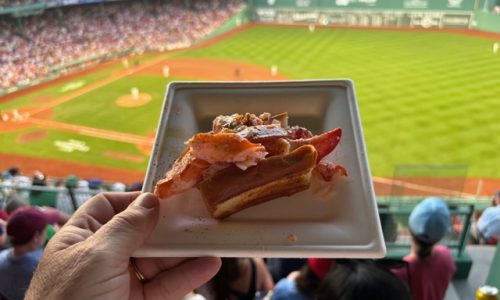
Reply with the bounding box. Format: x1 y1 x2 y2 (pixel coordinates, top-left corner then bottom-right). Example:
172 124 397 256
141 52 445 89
138 79 386 258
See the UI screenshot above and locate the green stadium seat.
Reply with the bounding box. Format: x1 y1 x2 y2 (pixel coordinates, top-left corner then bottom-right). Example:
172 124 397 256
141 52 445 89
486 242 500 289
29 190 58 208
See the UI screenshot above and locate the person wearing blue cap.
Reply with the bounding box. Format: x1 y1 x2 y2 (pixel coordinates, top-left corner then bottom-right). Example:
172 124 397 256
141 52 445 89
472 190 500 244
393 197 456 300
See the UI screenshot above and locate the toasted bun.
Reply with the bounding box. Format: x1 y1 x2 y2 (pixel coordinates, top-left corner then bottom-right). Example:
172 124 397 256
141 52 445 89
198 145 318 219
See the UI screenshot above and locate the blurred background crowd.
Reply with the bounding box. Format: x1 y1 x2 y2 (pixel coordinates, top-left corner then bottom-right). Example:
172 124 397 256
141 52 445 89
0 0 243 90
0 165 498 300
0 0 499 298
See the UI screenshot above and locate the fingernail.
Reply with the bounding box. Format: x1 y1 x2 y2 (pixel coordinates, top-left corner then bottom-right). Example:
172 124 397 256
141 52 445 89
135 193 158 209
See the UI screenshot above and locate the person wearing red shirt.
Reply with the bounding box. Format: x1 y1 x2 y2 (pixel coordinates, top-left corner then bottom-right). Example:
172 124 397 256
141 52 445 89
393 197 456 300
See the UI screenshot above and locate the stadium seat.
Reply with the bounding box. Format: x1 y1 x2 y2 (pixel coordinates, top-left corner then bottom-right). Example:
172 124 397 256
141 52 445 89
486 242 500 289
29 190 58 208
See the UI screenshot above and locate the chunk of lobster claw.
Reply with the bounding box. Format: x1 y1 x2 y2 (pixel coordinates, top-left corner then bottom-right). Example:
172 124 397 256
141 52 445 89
290 128 342 162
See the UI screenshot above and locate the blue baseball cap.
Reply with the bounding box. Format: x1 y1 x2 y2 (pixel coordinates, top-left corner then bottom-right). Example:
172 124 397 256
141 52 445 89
409 197 450 244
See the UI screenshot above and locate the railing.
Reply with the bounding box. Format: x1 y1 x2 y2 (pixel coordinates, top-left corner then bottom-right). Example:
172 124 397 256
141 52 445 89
378 200 475 279
0 3 45 16
0 1 123 16
378 201 474 255
0 183 101 214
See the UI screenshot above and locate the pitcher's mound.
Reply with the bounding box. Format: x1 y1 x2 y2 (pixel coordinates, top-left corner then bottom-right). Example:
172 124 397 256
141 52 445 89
116 93 152 107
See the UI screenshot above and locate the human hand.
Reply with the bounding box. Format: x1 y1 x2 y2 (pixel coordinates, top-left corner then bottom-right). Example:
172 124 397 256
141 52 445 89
25 192 221 300
0 218 7 246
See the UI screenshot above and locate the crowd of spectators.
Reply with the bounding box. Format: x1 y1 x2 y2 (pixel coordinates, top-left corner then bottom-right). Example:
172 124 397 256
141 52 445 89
0 193 435 299
0 0 243 91
0 166 142 214
0 0 41 9
1 166 498 299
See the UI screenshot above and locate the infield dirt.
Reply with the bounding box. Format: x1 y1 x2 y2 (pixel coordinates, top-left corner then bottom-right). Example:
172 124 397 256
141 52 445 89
1 24 499 195
0 56 286 184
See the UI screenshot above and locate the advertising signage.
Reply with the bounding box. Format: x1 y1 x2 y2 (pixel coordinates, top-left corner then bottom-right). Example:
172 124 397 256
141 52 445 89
253 0 477 11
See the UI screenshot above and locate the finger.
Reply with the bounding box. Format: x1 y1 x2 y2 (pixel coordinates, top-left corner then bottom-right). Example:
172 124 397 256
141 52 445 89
144 257 221 299
89 193 159 259
68 192 141 232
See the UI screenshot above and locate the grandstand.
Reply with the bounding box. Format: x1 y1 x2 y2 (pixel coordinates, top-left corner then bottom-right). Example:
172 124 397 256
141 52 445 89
0 0 499 298
0 0 243 93
1 0 500 94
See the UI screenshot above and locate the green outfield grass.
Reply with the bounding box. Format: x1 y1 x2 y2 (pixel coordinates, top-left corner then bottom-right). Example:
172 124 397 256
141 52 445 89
174 26 500 178
1 25 499 178
1 127 147 170
0 54 161 111
53 75 167 135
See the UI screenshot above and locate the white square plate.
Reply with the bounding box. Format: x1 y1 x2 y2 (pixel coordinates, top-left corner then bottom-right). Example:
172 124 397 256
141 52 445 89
135 80 386 258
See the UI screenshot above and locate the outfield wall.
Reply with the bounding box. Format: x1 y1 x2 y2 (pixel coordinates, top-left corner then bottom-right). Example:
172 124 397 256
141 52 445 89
200 6 251 41
251 0 487 29
473 10 500 32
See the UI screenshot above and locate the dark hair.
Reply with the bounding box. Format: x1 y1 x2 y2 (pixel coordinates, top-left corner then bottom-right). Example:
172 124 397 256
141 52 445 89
126 181 143 192
5 193 29 214
8 167 19 177
316 260 411 300
493 190 500 206
210 258 240 300
295 264 322 297
410 231 435 259
30 173 47 196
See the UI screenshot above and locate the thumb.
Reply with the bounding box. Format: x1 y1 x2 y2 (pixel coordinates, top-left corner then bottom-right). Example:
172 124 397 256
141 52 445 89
92 193 159 258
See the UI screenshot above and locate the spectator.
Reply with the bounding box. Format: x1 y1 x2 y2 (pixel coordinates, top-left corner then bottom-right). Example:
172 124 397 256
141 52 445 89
5 192 30 214
29 171 58 208
1 170 11 181
126 181 144 192
0 166 31 197
393 197 456 300
4 192 69 247
7 167 31 186
0 0 244 92
316 260 412 300
0 207 49 300
270 258 333 300
7 167 20 177
0 181 9 250
5 192 69 227
0 208 9 221
76 178 93 206
473 190 500 244
88 179 103 191
266 258 307 282
198 257 274 300
110 182 126 192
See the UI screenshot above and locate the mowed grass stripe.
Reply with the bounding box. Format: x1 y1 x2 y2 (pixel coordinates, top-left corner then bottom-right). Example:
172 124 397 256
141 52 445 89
52 75 173 135
1 127 148 170
2 26 499 176
0 53 167 112
177 26 500 178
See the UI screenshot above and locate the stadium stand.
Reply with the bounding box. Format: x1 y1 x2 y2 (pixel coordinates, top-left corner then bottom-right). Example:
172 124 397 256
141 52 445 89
1 1 499 298
0 0 243 92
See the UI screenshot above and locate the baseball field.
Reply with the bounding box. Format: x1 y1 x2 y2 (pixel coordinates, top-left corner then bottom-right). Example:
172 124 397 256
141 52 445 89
1 24 499 195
